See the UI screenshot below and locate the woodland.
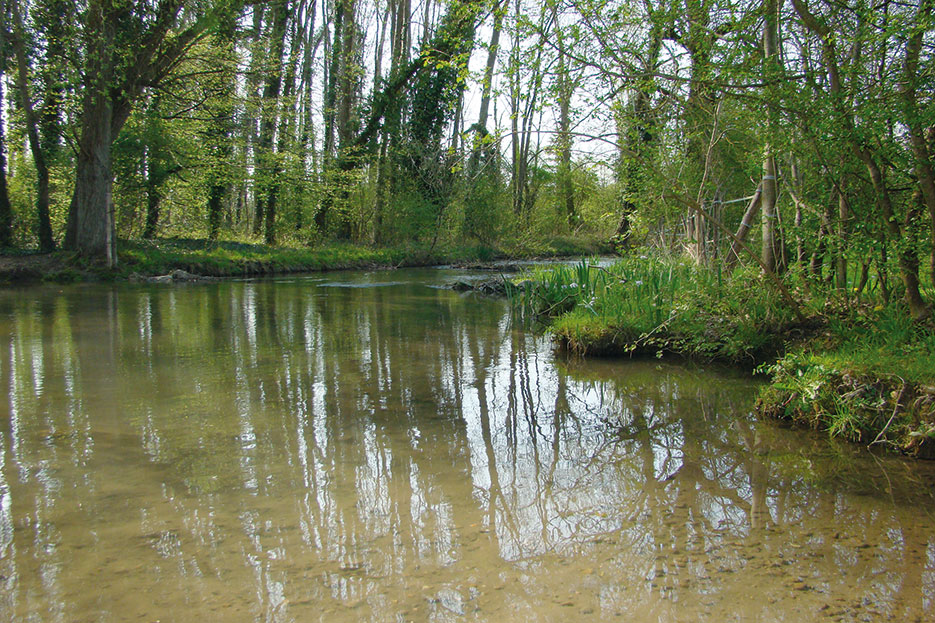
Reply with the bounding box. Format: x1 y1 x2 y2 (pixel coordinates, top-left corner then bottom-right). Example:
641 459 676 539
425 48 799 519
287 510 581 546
0 0 928 306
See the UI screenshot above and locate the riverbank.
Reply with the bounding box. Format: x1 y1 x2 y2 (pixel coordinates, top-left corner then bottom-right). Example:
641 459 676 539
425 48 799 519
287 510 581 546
506 258 935 458
0 235 606 284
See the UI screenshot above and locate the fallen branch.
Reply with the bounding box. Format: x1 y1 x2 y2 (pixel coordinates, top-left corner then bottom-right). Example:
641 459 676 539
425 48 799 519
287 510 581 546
869 378 907 448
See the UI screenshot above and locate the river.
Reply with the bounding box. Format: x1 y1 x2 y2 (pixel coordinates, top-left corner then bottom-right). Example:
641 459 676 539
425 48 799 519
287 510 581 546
1 268 933 622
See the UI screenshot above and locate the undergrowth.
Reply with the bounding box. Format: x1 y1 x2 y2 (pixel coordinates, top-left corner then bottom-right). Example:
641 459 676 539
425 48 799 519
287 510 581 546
756 305 935 456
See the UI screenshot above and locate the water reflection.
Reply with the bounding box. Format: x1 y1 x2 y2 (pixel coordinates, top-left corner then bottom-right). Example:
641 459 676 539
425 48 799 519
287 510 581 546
1 272 934 622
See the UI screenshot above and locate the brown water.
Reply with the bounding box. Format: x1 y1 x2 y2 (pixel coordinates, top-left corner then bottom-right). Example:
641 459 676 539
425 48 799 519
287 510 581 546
1 269 934 623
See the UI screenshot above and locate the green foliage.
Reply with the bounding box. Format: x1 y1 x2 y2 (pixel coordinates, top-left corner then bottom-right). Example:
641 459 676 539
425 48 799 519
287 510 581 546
461 165 509 243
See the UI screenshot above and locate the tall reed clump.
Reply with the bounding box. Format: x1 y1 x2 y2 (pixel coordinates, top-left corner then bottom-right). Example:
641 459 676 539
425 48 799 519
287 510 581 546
509 258 800 361
506 257 701 354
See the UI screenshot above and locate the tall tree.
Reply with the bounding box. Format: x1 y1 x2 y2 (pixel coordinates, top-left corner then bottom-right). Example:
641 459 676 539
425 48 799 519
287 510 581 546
63 0 246 266
468 0 504 174
316 0 484 234
760 0 781 272
509 0 545 217
252 0 290 243
792 0 929 319
11 0 54 250
900 0 935 285
372 0 411 242
0 0 14 247
204 12 239 240
549 0 577 226
614 3 663 248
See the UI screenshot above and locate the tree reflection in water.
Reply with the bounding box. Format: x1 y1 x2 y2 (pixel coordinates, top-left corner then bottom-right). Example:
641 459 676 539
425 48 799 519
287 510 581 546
1 270 934 622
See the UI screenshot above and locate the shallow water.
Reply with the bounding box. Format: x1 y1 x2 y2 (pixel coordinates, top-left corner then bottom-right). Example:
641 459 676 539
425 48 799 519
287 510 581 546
1 269 934 622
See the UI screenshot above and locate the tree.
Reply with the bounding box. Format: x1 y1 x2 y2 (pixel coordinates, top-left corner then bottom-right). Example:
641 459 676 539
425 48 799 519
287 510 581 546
0 0 14 247
202 12 239 240
252 0 290 243
63 0 247 266
10 0 55 250
548 0 580 227
314 0 485 235
760 0 781 272
468 0 504 175
792 0 929 319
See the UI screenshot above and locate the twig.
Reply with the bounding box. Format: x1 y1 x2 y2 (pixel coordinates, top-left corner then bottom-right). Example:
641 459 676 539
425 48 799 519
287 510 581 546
537 293 576 317
596 265 626 283
869 377 907 448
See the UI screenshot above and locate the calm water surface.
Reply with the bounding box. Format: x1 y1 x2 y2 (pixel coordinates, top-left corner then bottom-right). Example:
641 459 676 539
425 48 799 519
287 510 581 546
1 269 934 622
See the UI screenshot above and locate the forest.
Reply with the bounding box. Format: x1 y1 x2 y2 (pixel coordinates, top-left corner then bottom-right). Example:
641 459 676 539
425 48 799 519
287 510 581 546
0 0 929 301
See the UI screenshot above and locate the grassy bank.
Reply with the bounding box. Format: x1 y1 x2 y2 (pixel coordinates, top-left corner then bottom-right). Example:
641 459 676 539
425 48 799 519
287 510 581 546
508 258 815 362
756 308 935 458
508 257 935 457
0 235 607 284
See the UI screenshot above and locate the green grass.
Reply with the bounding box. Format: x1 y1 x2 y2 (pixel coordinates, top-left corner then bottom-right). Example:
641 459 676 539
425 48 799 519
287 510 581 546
813 305 935 383
510 257 804 362
115 237 572 278
118 238 412 276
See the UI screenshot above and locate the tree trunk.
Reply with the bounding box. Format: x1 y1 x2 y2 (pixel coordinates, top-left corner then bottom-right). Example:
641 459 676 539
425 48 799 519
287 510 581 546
835 181 849 290
552 0 575 227
863 153 929 318
69 113 116 264
64 0 117 266
0 9 12 248
316 0 348 234
900 0 935 286
0 74 12 248
144 174 161 240
12 0 54 251
726 185 762 271
206 14 238 240
253 0 290 242
683 0 716 223
373 0 407 242
322 0 345 163
616 14 662 251
336 0 358 151
760 155 779 272
509 0 543 218
760 0 781 273
468 0 503 174
297 0 321 232
245 3 268 235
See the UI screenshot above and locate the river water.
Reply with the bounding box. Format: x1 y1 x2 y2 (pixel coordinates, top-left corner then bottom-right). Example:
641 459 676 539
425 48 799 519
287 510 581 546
1 269 933 622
